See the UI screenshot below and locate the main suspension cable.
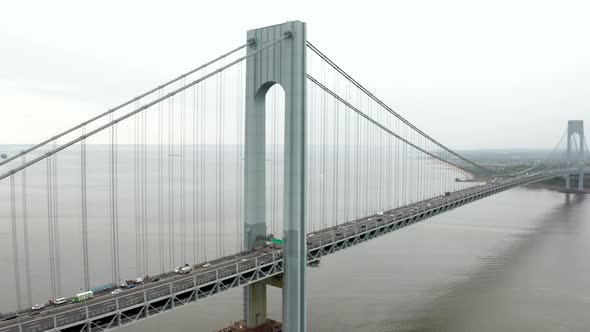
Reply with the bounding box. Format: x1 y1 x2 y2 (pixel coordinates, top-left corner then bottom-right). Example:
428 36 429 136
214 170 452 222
307 74 485 174
0 35 289 182
0 42 252 168
306 42 501 176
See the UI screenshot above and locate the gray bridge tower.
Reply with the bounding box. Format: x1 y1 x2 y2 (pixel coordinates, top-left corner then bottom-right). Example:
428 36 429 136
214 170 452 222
244 21 307 332
565 120 585 190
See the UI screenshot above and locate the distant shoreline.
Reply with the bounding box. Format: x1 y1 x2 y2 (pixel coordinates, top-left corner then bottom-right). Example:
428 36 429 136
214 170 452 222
524 176 590 193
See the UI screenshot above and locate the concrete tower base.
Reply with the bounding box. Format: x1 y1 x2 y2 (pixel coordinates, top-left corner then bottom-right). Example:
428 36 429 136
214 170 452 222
218 319 283 332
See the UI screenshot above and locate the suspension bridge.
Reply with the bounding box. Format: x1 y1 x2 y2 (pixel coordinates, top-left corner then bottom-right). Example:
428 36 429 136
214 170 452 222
0 21 588 332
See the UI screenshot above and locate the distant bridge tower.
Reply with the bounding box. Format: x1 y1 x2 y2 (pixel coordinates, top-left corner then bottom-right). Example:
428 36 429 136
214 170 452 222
565 120 585 190
244 21 307 331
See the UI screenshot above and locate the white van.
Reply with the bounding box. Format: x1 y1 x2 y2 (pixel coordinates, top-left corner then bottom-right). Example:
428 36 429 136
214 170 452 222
54 298 67 305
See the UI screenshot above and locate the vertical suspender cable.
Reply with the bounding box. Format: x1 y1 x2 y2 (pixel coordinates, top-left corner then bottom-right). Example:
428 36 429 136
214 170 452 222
21 155 32 307
269 85 274 235
220 62 226 256
46 157 55 300
409 129 413 203
413 131 417 203
309 80 315 231
393 115 401 208
444 150 448 193
10 175 22 310
181 79 186 264
275 77 279 234
134 105 140 275
201 69 207 262
307 55 313 232
381 112 386 210
239 62 244 251
109 115 115 285
413 131 418 202
423 136 426 199
109 116 119 285
168 96 175 268
386 115 391 210
143 99 149 276
447 146 450 192
333 70 339 225
52 141 62 296
389 115 394 209
311 53 316 228
444 148 447 193
271 85 276 236
309 58 313 229
192 84 198 263
110 116 119 284
381 105 385 209
81 133 90 290
216 65 221 257
366 98 371 213
140 102 145 276
416 131 419 201
418 136 422 200
419 132 423 200
438 147 441 195
374 101 378 212
354 89 360 219
419 136 423 200
343 80 350 223
158 90 164 274
181 78 187 264
416 131 420 201
236 62 243 252
115 121 120 284
425 140 434 197
364 96 370 215
379 104 383 210
320 62 328 229
428 141 432 196
403 125 408 205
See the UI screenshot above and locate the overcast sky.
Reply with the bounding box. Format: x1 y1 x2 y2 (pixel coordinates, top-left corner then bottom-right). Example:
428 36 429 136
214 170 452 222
1 0 588 149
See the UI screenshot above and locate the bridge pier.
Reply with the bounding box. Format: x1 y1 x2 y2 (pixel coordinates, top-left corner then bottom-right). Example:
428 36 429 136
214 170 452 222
244 21 307 332
244 283 268 327
218 319 282 332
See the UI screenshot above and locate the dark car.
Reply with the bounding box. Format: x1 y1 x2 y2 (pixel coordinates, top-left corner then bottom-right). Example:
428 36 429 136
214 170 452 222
1 312 18 321
151 277 160 282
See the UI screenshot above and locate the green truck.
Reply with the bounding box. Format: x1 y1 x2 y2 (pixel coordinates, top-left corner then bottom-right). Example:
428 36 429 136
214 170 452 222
71 291 94 303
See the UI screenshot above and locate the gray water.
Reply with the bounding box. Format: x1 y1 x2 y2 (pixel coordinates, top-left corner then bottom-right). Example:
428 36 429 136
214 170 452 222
1 144 589 331
120 187 590 332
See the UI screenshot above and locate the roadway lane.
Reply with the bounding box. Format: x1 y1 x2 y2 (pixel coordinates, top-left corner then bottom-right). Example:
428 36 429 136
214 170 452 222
0 248 279 331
